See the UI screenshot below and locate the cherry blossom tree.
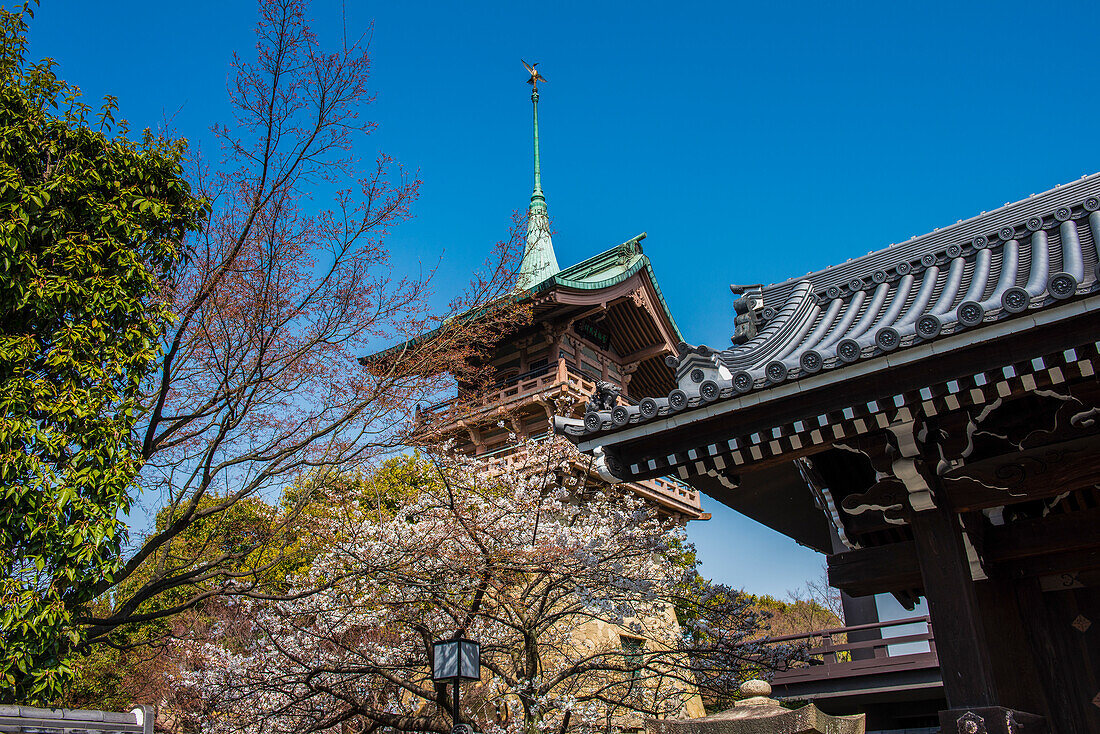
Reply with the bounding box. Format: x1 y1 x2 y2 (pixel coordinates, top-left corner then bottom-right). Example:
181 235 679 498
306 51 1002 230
172 438 801 734
72 0 524 656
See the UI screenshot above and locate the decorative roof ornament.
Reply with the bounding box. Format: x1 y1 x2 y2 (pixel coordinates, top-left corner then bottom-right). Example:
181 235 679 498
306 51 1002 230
522 59 547 91
516 60 560 291
730 283 764 345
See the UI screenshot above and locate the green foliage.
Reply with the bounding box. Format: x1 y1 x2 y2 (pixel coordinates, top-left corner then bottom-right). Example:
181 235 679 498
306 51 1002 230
54 454 439 712
65 642 132 712
0 3 206 703
51 496 286 713
273 453 441 581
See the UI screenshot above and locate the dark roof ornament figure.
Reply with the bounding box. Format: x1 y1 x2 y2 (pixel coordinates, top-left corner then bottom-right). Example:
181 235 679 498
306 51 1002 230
731 283 764 345
586 381 621 414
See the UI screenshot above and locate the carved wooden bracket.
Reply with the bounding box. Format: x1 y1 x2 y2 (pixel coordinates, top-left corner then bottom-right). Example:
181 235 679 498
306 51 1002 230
542 322 567 344
886 420 936 511
463 423 485 451
797 458 860 550
506 412 527 440
930 383 1100 471
837 419 936 526
533 397 556 420
929 382 1100 511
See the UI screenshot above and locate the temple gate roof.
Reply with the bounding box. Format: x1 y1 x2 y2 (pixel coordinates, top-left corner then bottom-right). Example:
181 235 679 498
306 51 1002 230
559 173 1100 440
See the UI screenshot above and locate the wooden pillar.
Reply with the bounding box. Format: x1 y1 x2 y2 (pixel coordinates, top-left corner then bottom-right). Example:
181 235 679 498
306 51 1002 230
1014 578 1099 734
972 579 1049 720
909 503 999 709
829 529 881 661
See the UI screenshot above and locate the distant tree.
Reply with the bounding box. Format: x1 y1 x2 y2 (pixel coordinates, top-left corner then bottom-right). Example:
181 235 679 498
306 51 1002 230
0 2 206 703
785 569 844 627
173 440 801 734
752 589 842 639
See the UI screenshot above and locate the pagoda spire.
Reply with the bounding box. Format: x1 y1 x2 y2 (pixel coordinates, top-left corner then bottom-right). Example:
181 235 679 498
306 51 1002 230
517 61 559 291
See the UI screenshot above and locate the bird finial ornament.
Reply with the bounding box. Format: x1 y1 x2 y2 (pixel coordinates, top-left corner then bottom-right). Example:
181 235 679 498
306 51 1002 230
522 59 547 91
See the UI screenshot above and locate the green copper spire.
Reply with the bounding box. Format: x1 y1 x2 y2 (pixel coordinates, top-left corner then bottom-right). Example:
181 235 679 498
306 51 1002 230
531 87 544 203
517 61 559 290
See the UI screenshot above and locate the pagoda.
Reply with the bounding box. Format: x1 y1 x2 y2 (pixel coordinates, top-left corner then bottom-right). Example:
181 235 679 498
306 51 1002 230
400 69 705 520
557 174 1100 733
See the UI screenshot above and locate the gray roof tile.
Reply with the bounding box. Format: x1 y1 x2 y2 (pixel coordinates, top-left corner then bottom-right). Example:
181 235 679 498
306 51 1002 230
559 174 1100 440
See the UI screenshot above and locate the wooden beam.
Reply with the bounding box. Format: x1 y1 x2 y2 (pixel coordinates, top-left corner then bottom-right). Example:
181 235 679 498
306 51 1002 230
830 506 1100 595
986 506 1100 563
828 541 921 597
943 434 1100 511
619 342 670 364
1006 547 1100 580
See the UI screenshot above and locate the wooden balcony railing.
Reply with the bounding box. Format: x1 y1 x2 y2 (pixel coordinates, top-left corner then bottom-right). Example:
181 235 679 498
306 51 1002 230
477 436 701 514
418 362 703 515
422 361 629 420
765 616 938 691
628 475 701 515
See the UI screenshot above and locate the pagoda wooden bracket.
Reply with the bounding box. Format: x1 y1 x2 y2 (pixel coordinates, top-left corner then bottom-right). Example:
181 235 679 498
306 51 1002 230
542 322 568 345
461 422 486 454
506 412 528 441
534 397 556 421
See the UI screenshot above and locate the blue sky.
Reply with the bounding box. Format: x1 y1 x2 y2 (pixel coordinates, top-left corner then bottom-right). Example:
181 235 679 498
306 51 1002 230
26 0 1100 602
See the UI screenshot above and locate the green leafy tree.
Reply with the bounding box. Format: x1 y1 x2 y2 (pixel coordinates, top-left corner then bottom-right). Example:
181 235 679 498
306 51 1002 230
0 2 206 703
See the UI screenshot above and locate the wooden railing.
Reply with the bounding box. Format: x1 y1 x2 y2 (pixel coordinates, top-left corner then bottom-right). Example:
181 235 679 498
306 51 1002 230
629 475 701 514
766 616 938 688
479 437 701 513
423 361 632 419
419 362 702 514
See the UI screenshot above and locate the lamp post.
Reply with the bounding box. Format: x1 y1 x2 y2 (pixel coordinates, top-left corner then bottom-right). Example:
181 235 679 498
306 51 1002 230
432 634 480 734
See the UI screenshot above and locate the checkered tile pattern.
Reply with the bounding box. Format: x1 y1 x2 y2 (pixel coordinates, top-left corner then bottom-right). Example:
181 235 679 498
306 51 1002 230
629 341 1100 482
